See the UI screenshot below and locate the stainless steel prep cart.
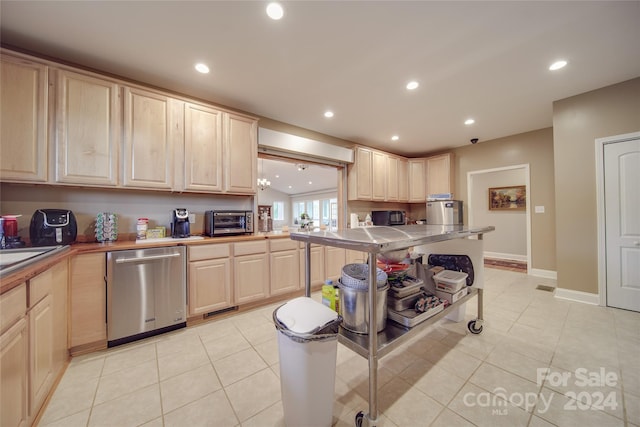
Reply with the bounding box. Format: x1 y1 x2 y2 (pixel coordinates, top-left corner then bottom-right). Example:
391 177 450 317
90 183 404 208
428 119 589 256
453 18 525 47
290 224 495 427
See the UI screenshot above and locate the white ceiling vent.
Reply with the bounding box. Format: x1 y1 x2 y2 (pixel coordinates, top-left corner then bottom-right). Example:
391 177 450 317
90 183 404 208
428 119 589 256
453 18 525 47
258 128 354 165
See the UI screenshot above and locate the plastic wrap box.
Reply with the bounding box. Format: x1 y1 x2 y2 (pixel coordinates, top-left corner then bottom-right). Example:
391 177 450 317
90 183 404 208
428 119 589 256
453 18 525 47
433 270 468 293
434 287 468 304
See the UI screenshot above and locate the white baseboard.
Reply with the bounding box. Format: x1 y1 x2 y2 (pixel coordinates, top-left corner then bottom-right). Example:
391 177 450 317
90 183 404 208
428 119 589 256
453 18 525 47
554 288 600 305
484 251 527 262
529 268 557 279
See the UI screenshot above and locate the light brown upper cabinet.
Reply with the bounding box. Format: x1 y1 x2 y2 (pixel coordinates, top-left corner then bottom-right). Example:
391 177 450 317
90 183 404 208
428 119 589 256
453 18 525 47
408 153 455 202
425 153 454 196
408 159 426 202
224 113 257 194
0 53 48 183
55 69 120 186
398 158 409 201
347 146 373 200
123 87 180 190
372 150 387 201
182 102 223 192
348 146 410 202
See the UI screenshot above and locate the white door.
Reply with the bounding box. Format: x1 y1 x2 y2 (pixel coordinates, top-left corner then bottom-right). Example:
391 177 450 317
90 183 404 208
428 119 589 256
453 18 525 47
604 136 640 311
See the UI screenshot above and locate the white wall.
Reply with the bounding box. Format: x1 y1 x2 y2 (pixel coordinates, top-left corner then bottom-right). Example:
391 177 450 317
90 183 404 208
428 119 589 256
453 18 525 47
470 169 527 260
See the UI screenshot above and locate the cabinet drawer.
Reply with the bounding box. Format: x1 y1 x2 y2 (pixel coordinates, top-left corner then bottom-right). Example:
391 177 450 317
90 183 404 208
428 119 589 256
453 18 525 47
234 240 267 256
1 284 27 334
270 238 298 252
189 243 230 261
29 269 53 308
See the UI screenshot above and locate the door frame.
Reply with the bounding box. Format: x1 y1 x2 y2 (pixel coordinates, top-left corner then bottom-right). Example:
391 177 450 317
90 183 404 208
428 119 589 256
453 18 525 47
595 131 640 307
467 164 531 274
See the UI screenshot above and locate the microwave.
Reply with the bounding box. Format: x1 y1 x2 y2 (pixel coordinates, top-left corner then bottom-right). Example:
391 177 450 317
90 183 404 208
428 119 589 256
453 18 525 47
371 210 406 226
205 210 254 236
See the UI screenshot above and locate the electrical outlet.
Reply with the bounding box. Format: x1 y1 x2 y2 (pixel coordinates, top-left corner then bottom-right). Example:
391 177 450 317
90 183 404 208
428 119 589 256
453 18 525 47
189 213 196 223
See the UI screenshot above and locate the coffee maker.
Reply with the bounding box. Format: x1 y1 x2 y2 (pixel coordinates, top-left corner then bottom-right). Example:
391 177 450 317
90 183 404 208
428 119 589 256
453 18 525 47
171 208 190 238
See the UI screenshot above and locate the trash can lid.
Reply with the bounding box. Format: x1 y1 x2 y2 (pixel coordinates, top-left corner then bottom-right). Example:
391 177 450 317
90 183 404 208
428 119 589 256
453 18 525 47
275 297 339 334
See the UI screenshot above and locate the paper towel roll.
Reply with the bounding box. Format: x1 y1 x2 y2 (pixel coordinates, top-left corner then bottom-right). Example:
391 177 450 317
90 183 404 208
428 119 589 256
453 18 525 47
350 213 359 228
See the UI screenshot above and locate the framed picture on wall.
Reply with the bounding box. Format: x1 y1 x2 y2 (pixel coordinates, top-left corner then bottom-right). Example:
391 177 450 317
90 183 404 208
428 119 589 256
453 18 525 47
489 185 526 211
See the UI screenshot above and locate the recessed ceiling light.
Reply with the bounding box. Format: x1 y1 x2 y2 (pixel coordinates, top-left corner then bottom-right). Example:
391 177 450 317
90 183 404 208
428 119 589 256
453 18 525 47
308 181 313 185
549 60 567 71
288 185 292 189
406 81 419 90
266 2 284 20
275 174 280 178
194 63 210 74
464 118 475 125
391 135 399 141
324 111 334 118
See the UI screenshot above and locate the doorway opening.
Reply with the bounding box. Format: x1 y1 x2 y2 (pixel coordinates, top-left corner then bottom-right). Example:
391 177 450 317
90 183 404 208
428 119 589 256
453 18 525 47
467 164 531 274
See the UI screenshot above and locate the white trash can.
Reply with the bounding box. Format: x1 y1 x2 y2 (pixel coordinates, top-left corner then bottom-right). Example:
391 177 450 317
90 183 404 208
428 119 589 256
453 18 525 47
274 297 342 427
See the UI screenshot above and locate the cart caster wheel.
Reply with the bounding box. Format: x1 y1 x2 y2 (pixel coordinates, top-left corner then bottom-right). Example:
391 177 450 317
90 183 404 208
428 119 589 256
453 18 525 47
468 320 483 334
355 411 365 427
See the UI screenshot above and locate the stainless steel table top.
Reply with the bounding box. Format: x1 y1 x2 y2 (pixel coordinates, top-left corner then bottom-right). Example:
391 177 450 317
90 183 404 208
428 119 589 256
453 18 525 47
289 224 495 253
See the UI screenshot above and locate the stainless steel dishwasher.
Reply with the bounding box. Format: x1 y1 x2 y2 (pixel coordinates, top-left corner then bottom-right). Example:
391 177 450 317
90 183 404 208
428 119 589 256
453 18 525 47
107 246 186 347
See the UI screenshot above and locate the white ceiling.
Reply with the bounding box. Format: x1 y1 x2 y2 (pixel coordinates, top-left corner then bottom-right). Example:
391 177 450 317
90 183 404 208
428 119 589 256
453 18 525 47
258 157 338 195
1 1 639 156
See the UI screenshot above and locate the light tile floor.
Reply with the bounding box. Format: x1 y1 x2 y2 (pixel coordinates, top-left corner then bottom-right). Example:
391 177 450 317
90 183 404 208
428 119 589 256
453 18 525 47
39 268 640 427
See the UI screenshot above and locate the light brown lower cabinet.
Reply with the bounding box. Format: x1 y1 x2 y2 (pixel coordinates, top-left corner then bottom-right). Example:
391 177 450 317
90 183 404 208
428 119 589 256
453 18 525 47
233 241 269 305
325 246 346 283
299 244 325 290
70 252 106 351
0 259 68 427
188 243 233 316
0 318 28 427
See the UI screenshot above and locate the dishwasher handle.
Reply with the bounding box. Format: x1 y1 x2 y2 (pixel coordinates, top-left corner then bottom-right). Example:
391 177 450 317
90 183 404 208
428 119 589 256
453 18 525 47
114 252 182 264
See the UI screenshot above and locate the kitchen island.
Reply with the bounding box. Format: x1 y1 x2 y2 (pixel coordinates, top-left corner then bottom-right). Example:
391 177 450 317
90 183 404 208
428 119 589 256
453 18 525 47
290 224 494 427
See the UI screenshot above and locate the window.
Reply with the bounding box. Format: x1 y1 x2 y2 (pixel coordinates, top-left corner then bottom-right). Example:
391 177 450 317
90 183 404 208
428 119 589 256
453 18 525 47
273 202 284 220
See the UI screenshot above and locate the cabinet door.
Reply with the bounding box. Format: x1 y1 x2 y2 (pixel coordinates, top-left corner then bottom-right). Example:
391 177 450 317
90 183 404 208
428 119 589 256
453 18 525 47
270 249 300 296
224 113 257 194
234 253 269 304
29 294 53 417
325 247 346 283
0 54 48 183
347 147 372 200
0 319 28 427
55 69 119 186
372 151 387 201
70 253 106 351
386 156 399 202
299 245 325 289
123 87 177 189
189 258 232 315
398 158 408 202
408 159 426 203
345 249 367 265
183 103 223 192
426 153 454 196
50 260 69 374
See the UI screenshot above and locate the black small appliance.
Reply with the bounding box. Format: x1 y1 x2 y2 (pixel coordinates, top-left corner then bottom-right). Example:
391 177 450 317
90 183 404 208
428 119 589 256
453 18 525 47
171 208 190 238
204 210 254 236
371 210 406 226
29 209 78 246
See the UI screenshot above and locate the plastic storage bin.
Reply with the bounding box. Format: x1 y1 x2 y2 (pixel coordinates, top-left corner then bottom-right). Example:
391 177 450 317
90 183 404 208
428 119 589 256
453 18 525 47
274 297 342 427
433 269 468 292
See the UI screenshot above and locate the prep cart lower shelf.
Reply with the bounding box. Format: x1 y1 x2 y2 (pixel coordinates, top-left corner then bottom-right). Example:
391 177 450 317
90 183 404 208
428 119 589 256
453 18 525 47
338 287 479 359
